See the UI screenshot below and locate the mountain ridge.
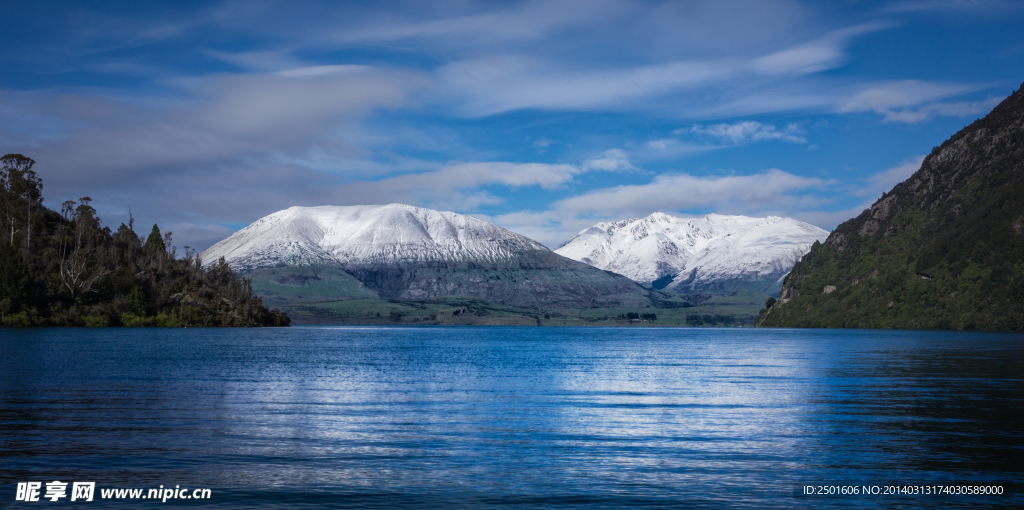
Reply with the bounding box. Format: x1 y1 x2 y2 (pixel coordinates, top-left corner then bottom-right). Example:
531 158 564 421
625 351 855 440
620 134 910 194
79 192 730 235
200 203 656 309
202 203 548 271
555 212 828 295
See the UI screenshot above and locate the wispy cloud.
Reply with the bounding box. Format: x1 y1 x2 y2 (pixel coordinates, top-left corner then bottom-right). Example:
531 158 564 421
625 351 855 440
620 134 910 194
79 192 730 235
531 137 554 148
837 80 990 122
879 0 1024 15
749 21 895 76
582 149 635 172
689 121 807 144
555 169 825 215
876 97 1003 123
22 68 425 181
330 0 632 47
205 50 312 73
639 121 805 162
336 148 638 209
436 55 738 116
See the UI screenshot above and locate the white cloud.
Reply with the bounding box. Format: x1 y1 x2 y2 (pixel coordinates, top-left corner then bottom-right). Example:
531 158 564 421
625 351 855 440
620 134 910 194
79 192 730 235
637 121 805 162
336 148 637 208
436 55 737 116
877 97 1002 123
582 149 635 172
686 85 838 118
21 67 426 184
430 19 900 117
839 81 970 112
397 161 580 191
879 0 1023 15
689 121 807 144
555 169 825 215
642 138 722 159
749 22 894 76
275 65 378 79
837 80 999 123
330 0 632 47
531 137 554 148
204 50 312 73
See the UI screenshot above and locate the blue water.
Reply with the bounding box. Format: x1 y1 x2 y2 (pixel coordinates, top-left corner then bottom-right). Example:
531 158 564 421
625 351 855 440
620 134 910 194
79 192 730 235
1 327 1021 509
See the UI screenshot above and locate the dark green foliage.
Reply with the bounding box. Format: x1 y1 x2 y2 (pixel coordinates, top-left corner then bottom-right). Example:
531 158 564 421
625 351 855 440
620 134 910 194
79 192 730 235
0 156 289 327
759 83 1024 330
125 286 146 316
686 314 735 326
146 224 165 253
0 241 28 317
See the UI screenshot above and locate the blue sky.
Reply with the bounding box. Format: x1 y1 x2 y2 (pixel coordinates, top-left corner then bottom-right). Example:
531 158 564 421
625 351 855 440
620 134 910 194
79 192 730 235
1 0 1022 250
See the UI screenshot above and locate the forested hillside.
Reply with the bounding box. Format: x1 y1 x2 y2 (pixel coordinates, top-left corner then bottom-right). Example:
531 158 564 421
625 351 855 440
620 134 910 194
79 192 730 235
0 154 289 327
758 83 1024 330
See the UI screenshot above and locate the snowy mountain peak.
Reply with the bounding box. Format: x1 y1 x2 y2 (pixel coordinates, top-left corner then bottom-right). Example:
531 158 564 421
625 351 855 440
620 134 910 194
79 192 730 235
200 203 549 272
555 212 829 294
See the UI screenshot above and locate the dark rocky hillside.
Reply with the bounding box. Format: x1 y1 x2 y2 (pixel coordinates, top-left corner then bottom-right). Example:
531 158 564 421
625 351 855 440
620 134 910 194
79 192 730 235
758 82 1024 330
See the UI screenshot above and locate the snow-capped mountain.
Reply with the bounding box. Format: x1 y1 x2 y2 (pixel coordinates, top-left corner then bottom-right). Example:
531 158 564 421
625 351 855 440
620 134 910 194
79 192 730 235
200 204 652 308
555 213 828 294
201 204 547 271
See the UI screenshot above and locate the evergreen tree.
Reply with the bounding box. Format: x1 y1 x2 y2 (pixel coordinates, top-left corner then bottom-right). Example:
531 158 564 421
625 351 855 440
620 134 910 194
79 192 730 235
146 224 166 253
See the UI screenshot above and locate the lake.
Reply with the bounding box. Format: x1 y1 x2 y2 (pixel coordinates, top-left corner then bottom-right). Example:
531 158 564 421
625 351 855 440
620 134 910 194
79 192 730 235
1 327 1021 508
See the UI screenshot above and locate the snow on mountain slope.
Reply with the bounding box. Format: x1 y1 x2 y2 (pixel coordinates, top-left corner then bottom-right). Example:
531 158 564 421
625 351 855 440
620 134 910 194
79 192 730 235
200 204 654 309
200 204 549 271
555 213 828 294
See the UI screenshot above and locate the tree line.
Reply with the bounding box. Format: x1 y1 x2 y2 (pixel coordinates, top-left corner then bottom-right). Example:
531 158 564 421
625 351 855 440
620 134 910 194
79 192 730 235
0 154 289 327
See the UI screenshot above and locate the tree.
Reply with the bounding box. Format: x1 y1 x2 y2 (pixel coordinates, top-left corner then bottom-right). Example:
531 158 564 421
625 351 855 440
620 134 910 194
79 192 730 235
0 241 28 316
0 154 43 251
58 197 110 298
146 224 166 253
126 286 146 317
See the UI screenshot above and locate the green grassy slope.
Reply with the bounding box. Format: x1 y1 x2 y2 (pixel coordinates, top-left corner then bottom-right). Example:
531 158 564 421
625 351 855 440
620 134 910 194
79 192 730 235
281 289 767 326
245 265 379 306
